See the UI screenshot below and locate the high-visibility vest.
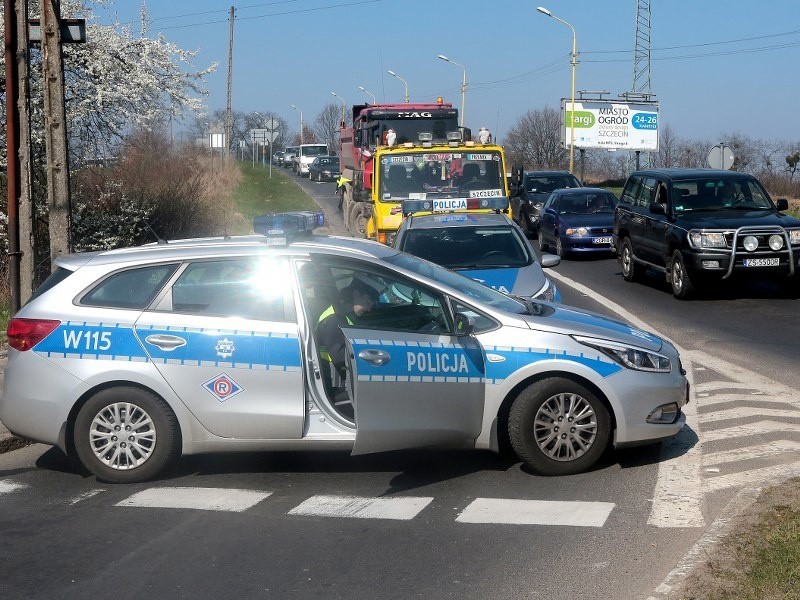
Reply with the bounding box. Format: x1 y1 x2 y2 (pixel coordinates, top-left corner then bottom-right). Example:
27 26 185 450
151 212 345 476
317 306 353 363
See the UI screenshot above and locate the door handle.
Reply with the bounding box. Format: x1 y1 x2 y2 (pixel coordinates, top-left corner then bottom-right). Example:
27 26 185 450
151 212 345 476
357 349 391 366
144 334 187 351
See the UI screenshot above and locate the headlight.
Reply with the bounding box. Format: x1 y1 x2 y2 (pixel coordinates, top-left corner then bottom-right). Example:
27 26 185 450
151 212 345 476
573 335 672 373
532 278 558 302
566 227 589 236
768 235 784 251
689 231 726 248
789 229 800 245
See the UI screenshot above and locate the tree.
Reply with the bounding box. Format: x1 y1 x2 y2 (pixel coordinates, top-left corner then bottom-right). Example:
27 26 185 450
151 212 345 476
786 151 800 182
314 103 341 153
0 0 216 169
504 107 566 169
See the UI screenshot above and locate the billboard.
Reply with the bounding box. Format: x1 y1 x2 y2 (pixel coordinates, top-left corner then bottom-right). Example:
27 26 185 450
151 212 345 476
560 99 659 151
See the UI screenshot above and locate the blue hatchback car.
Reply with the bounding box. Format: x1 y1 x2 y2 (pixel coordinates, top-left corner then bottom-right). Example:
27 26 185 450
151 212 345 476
537 188 618 258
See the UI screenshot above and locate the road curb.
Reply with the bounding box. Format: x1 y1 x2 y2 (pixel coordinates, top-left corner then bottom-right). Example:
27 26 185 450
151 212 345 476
647 468 800 599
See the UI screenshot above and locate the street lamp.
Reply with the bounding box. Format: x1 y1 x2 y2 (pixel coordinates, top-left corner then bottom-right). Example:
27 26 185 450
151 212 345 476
331 91 347 122
290 104 303 144
387 70 409 103
537 6 578 175
437 54 467 128
358 85 376 104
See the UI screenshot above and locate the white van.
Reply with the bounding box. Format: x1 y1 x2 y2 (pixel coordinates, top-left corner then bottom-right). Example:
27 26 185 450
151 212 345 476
295 144 328 175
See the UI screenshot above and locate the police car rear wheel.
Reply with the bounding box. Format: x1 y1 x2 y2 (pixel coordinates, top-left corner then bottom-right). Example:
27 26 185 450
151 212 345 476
509 378 610 475
74 387 180 484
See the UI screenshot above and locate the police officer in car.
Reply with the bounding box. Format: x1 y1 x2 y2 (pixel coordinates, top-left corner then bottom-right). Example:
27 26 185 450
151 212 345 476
316 277 380 374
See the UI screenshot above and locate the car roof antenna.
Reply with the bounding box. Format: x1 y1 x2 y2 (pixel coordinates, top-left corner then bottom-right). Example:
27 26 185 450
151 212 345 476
142 219 168 245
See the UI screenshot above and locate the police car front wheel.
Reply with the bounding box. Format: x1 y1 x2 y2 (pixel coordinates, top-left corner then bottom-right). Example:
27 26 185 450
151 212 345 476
74 387 181 484
508 378 610 475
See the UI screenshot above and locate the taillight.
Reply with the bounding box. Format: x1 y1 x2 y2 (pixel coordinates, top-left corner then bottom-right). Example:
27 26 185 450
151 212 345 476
7 318 61 351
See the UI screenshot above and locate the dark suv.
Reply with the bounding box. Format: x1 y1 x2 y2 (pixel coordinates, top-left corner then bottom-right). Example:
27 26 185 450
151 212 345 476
510 170 582 237
614 168 800 298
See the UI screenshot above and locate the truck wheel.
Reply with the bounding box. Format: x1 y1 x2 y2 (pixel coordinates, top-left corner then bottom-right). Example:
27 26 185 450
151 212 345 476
74 386 180 483
620 237 643 282
349 204 368 239
508 377 610 475
670 250 695 299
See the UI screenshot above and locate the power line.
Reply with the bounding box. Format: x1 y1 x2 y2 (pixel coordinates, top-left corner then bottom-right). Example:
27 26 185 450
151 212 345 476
583 27 800 55
152 0 387 31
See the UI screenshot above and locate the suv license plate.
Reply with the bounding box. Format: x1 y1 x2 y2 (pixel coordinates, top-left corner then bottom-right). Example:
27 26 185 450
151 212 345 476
594 237 612 245
744 257 780 267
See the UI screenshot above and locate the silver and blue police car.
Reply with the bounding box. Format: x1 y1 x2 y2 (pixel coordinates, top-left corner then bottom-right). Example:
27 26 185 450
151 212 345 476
1 212 688 483
394 209 561 302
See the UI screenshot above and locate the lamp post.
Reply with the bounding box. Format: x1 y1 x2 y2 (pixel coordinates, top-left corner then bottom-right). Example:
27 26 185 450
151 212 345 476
437 54 467 128
358 85 376 104
537 6 578 175
331 91 347 122
387 70 409 103
290 104 303 144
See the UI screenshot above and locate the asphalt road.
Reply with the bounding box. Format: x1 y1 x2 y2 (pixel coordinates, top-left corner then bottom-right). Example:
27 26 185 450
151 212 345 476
2 174 798 600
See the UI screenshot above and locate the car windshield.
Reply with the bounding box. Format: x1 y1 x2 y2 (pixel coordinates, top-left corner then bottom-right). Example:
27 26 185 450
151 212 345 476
671 178 774 212
401 226 532 269
558 193 617 214
525 175 580 193
378 150 505 201
383 252 528 314
301 145 327 157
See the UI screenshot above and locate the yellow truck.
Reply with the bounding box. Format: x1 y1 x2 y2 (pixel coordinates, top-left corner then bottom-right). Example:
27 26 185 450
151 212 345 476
350 141 510 245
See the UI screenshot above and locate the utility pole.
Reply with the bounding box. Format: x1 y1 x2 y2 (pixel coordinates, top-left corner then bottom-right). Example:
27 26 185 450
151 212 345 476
5 0 22 312
225 6 235 157
41 0 72 259
16 0 35 304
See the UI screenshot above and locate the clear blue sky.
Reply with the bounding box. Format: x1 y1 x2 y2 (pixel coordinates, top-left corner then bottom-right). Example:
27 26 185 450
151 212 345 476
98 0 800 145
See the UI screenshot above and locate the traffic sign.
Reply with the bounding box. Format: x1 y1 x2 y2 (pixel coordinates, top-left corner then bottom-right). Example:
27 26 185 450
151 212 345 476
707 143 735 170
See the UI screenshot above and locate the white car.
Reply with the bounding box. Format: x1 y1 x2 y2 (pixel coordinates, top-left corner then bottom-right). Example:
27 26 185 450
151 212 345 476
1 212 689 483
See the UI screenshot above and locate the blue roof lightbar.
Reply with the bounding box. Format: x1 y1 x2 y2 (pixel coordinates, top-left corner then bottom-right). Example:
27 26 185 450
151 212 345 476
253 210 325 245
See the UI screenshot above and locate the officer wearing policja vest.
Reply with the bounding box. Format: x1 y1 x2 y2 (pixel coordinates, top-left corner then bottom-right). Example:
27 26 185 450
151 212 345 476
316 278 381 374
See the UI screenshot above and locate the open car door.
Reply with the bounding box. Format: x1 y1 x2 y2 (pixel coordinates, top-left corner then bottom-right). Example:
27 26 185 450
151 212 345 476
344 327 486 455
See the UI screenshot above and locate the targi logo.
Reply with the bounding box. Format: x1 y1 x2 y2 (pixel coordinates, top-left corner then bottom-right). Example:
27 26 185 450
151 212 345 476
203 373 244 402
215 338 235 359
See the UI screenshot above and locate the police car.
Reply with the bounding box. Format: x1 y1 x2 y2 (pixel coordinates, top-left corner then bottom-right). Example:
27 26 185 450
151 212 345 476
394 205 561 302
1 212 688 483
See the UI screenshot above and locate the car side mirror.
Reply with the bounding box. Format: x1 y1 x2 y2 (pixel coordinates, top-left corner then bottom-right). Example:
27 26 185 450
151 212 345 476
540 254 561 268
454 312 475 336
649 202 667 215
776 199 789 211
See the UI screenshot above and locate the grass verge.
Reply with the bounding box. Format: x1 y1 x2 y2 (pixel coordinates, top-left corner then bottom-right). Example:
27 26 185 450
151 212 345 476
230 164 320 234
673 477 800 599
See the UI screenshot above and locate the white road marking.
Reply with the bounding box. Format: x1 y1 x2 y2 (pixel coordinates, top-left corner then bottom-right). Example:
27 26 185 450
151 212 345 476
704 440 800 466
288 495 433 520
704 461 800 493
115 487 271 512
456 498 614 527
694 381 764 393
66 490 105 505
699 407 800 424
545 268 705 528
701 420 800 443
0 480 27 495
